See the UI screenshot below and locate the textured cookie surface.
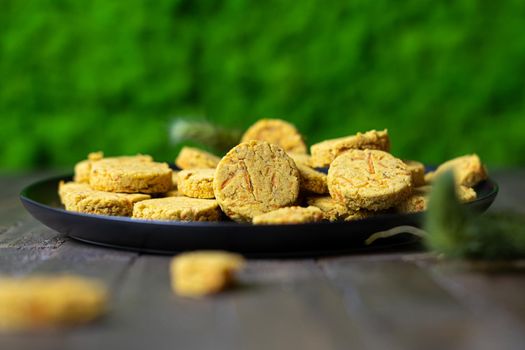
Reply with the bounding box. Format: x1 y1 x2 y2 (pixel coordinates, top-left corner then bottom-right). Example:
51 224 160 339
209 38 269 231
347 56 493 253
177 169 215 199
59 181 150 216
404 160 426 187
175 147 221 170
311 129 390 167
306 195 373 222
288 153 312 167
0 275 107 331
213 141 300 222
397 185 477 213
90 159 172 194
252 206 323 225
297 163 328 194
241 119 307 154
170 251 245 297
431 154 487 187
132 197 221 221
73 151 104 183
328 149 412 211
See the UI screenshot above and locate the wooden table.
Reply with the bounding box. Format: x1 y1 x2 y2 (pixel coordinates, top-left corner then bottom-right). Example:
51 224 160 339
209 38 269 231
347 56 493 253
1 170 524 350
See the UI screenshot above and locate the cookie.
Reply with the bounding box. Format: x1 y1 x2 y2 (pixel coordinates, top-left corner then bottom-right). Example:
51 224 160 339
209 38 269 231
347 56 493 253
73 151 104 183
297 163 328 194
171 171 179 189
397 185 477 213
306 195 373 222
288 152 312 167
241 119 307 154
310 129 390 168
213 141 300 222
430 154 487 187
328 149 412 211
132 197 221 221
170 251 245 297
0 275 107 331
404 160 426 187
177 169 215 199
59 181 150 216
90 159 172 194
252 206 323 225
175 147 221 170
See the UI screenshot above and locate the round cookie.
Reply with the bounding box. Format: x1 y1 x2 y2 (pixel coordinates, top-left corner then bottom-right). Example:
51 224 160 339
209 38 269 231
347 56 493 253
90 159 172 194
297 163 328 194
252 206 323 225
396 193 428 213
288 152 312 167
310 129 390 168
404 160 426 187
73 151 104 183
431 154 487 187
59 181 150 216
328 149 412 211
457 185 477 202
241 119 307 154
0 275 107 331
213 141 300 222
177 169 215 199
306 195 373 222
171 251 245 297
132 197 221 221
175 147 221 170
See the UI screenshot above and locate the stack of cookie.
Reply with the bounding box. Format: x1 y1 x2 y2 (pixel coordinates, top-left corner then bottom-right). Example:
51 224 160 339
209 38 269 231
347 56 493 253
59 118 487 224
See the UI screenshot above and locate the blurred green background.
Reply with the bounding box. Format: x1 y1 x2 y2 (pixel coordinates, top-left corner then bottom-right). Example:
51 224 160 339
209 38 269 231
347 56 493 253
1 0 525 170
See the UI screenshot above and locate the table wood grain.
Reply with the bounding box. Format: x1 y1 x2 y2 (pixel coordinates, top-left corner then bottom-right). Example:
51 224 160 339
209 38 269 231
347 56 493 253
0 170 524 350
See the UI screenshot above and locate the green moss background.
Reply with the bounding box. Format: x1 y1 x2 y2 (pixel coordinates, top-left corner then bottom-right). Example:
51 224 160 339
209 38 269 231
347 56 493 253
1 0 525 170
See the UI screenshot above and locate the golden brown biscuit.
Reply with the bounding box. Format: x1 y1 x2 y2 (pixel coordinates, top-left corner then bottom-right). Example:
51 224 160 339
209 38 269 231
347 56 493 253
170 251 245 297
404 160 426 187
241 119 307 154
132 197 221 221
310 129 390 168
288 153 312 167
90 159 172 194
73 151 104 183
177 169 215 199
297 163 328 194
0 275 107 331
397 185 477 213
252 206 323 225
171 171 179 190
175 147 221 170
328 149 412 211
213 141 300 222
306 195 373 222
59 181 150 216
430 154 487 187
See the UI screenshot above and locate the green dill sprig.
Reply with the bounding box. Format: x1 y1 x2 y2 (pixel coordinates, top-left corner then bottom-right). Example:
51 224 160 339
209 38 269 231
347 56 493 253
169 117 242 153
425 171 525 260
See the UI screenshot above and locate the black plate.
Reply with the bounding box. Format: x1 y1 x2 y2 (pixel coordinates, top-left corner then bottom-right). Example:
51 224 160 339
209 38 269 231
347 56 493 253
19 174 498 258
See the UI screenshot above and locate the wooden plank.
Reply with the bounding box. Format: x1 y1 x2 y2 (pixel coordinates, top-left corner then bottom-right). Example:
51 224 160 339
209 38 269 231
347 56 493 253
319 257 476 350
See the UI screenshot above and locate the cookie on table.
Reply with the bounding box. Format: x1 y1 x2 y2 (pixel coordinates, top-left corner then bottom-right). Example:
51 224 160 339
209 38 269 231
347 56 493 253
252 206 323 225
213 141 300 222
306 195 373 222
132 197 221 221
404 160 426 187
429 154 487 187
170 251 245 297
310 129 390 168
0 275 107 331
177 169 215 199
241 119 307 154
297 163 328 194
175 147 221 170
73 151 104 183
90 159 172 194
328 149 412 211
59 181 150 216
